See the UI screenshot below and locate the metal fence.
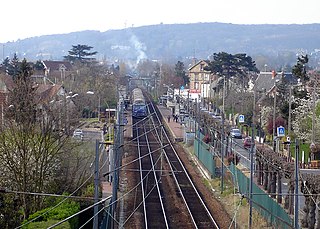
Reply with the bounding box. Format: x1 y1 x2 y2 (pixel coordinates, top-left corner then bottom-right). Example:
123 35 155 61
193 131 293 228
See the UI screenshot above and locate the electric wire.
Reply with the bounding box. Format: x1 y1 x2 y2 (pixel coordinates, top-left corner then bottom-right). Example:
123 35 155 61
228 195 244 229
143 119 169 228
16 137 107 228
47 196 111 229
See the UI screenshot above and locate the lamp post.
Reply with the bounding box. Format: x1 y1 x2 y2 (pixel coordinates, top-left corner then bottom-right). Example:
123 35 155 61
65 92 78 135
222 76 226 114
272 80 279 151
87 91 101 121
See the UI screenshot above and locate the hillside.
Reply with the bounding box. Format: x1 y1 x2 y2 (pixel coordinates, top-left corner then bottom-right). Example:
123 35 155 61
2 22 320 66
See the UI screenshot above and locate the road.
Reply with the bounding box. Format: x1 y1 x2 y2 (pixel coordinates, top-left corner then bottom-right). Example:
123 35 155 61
82 128 104 141
230 136 312 215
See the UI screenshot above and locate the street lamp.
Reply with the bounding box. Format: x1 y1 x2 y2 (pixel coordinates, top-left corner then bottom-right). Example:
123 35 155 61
273 79 279 151
86 91 101 121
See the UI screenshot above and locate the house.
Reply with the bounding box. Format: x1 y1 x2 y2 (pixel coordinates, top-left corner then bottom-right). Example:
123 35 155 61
253 71 299 104
42 60 74 84
0 73 77 132
187 60 213 100
35 84 77 132
0 74 14 128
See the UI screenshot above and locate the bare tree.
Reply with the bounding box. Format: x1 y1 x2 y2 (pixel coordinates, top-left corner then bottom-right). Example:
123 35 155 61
0 59 92 226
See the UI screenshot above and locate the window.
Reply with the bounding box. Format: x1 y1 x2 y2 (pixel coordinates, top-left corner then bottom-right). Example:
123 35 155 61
195 73 199 81
195 82 199 90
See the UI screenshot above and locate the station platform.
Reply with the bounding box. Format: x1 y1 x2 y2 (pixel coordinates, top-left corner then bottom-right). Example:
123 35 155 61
157 105 184 142
123 110 132 139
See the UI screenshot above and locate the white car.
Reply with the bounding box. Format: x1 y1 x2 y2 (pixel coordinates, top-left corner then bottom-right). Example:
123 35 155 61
73 129 84 140
230 128 242 139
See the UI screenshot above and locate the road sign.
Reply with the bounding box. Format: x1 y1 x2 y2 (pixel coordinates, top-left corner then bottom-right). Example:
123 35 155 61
286 136 290 142
277 126 285 137
239 115 245 123
180 86 184 90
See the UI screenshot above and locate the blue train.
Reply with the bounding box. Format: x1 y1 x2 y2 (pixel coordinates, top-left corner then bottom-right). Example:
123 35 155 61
132 88 148 118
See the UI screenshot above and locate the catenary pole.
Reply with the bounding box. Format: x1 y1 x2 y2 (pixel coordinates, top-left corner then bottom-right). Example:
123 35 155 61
93 139 100 229
294 139 299 229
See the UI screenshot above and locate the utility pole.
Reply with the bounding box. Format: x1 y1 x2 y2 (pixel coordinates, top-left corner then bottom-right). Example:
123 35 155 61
222 76 226 114
220 112 225 193
294 139 299 229
288 85 292 137
273 80 278 151
312 82 316 145
248 123 255 229
110 98 124 229
93 140 100 229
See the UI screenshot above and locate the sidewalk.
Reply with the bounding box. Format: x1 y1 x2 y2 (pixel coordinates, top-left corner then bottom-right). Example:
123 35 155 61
157 105 184 142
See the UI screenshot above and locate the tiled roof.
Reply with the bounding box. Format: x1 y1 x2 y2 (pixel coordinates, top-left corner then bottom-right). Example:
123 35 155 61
36 84 63 104
254 71 298 93
0 74 14 92
42 61 73 71
188 60 210 71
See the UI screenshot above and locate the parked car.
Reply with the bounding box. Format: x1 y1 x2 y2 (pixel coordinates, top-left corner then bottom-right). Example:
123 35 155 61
230 128 242 139
243 137 252 148
73 129 84 140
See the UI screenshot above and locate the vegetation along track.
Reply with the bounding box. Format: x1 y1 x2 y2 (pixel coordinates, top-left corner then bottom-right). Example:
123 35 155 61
128 92 220 229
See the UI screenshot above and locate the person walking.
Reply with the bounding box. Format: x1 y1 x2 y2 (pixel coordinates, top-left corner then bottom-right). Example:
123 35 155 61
167 115 171 122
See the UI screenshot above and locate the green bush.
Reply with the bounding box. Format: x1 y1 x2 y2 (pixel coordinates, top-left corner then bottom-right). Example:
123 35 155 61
23 219 70 229
22 198 80 229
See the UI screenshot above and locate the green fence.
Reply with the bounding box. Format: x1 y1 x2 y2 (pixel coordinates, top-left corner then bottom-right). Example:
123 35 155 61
193 131 293 228
229 163 294 229
194 131 216 177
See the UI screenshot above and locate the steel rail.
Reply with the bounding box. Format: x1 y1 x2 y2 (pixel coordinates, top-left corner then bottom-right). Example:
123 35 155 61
135 123 148 228
147 98 220 228
146 101 199 228
143 121 169 228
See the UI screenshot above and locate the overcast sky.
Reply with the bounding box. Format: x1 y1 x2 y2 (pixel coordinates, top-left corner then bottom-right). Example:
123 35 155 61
1 0 319 43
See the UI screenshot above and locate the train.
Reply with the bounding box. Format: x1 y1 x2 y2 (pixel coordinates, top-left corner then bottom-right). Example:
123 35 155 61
132 88 148 118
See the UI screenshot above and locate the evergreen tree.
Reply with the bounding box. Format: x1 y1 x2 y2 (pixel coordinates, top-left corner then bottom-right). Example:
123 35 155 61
292 54 309 82
6 53 20 78
174 61 188 86
206 52 258 79
64 44 98 63
34 60 45 71
1 57 10 73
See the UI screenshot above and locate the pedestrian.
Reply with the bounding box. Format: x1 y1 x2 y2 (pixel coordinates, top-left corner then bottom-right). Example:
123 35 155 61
167 115 171 122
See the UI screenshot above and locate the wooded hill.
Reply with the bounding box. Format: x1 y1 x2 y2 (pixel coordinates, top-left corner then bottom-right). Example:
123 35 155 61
2 22 320 67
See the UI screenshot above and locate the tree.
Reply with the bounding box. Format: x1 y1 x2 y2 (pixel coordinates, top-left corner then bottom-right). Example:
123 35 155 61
64 44 98 63
6 53 20 78
33 60 45 71
292 54 309 82
0 57 10 73
174 61 188 86
206 52 257 79
0 59 91 226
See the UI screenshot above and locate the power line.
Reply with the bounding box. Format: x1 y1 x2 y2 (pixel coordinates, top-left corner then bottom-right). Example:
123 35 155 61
0 188 96 200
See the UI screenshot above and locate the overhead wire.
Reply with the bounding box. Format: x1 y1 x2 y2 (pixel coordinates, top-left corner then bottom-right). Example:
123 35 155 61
16 136 108 228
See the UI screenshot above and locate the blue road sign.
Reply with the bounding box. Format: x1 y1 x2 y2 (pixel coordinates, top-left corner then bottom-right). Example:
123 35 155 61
239 115 245 123
277 126 285 137
180 86 184 90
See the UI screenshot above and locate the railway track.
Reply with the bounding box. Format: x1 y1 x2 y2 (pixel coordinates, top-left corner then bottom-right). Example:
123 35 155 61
124 94 219 229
